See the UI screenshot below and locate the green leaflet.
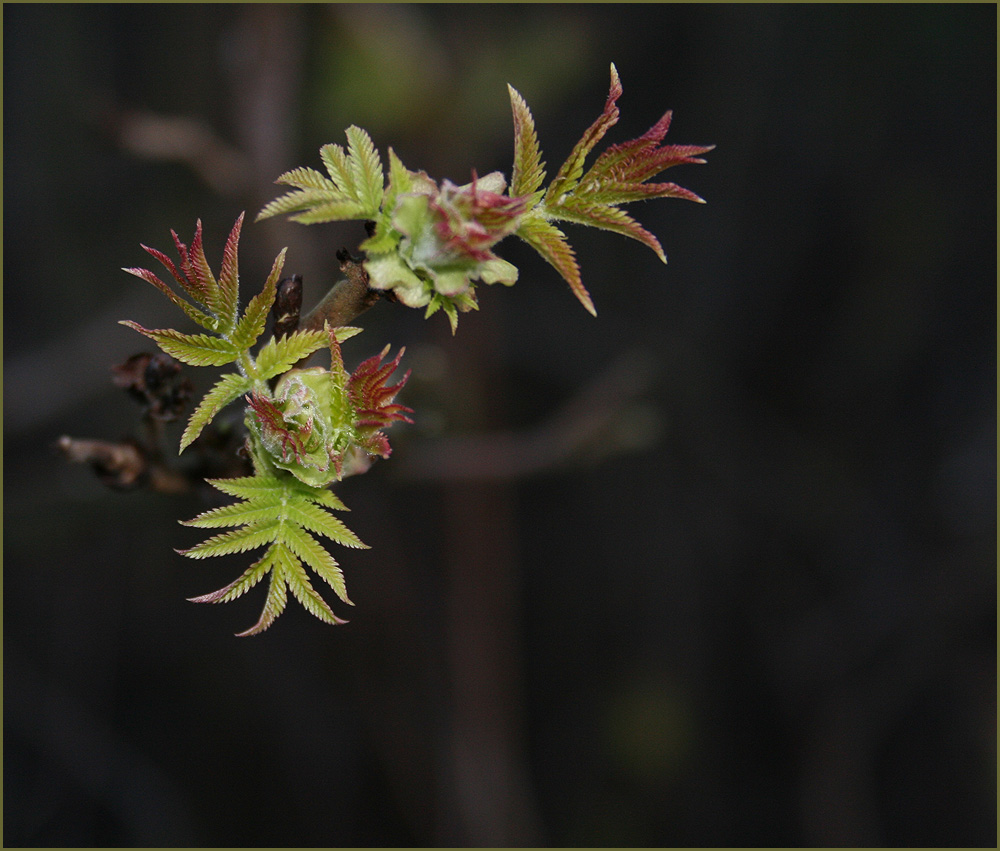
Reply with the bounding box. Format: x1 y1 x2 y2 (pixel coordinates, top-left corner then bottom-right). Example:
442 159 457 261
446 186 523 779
514 215 593 316
229 247 287 351
181 467 367 636
254 330 330 379
345 125 384 216
118 322 241 367
507 84 547 199
257 126 384 224
254 326 361 381
544 64 623 206
180 372 251 451
544 196 665 263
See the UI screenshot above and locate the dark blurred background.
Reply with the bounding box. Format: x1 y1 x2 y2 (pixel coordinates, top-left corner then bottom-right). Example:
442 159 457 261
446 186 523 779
4 4 995 847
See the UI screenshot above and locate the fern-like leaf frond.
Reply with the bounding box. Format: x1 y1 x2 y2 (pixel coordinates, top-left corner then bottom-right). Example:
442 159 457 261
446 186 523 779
258 126 384 225
502 63 711 312
181 468 367 635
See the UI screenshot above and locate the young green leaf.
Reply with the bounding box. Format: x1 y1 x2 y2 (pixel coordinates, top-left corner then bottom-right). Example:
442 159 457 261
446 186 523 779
180 372 252 452
513 215 593 315
345 125 384 216
182 466 367 635
253 326 361 381
118 323 240 367
258 126 384 225
507 84 546 199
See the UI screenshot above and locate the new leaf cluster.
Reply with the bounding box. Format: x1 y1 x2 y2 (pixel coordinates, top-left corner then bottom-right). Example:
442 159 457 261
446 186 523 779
120 63 711 636
259 63 712 323
122 219 401 635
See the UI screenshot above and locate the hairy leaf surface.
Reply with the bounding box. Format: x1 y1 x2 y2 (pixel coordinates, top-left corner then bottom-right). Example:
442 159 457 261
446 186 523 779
180 372 252 451
118 323 240 367
514 215 593 315
254 326 360 381
258 127 385 225
507 84 546 199
181 467 366 635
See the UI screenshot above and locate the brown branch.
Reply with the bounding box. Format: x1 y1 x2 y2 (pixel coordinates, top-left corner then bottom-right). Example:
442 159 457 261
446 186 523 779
56 436 190 494
300 253 383 331
397 349 660 482
59 349 250 494
115 111 254 198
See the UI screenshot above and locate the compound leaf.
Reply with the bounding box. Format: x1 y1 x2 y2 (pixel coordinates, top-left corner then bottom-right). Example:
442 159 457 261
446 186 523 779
183 465 363 634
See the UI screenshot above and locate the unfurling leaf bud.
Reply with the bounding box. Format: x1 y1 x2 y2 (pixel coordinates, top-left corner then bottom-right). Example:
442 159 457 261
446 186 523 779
245 342 412 488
